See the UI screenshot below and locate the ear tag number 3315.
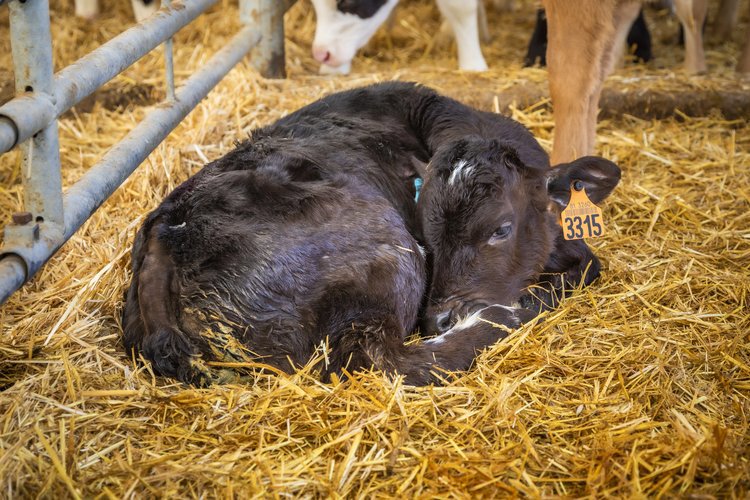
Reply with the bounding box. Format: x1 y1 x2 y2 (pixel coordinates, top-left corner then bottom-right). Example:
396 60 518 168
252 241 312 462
560 181 605 241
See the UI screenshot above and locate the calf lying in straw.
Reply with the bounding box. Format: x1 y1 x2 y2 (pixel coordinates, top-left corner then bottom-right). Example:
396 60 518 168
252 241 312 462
122 82 621 386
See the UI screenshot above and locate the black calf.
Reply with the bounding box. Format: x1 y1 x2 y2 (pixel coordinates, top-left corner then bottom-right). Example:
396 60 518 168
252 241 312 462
123 82 620 385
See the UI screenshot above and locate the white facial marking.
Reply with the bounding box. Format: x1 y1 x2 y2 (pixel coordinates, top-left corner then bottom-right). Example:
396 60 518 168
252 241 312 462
448 159 474 185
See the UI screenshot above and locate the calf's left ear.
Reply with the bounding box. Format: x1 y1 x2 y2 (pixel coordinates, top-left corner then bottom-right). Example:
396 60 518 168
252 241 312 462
546 156 621 207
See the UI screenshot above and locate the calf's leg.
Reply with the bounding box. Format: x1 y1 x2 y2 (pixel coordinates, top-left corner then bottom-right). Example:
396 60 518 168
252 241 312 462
524 9 548 67
714 0 740 41
674 0 708 73
586 1 641 143
609 2 644 70
545 0 640 164
435 0 488 71
74 0 99 19
738 3 750 75
359 306 534 385
131 0 158 22
544 0 617 164
520 237 602 312
319 290 533 385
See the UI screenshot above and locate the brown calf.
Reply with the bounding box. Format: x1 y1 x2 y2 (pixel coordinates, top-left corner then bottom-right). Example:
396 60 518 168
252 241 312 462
542 0 750 163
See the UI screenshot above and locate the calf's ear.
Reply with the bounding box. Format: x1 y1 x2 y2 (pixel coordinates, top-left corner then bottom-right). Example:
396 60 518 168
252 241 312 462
546 156 621 207
410 156 428 179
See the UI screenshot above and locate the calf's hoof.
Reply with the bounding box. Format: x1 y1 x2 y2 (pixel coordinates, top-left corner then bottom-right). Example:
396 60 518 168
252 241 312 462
319 62 352 76
140 327 211 386
458 59 489 72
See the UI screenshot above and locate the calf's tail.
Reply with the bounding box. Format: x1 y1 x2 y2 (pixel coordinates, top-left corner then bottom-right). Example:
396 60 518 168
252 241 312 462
122 222 209 385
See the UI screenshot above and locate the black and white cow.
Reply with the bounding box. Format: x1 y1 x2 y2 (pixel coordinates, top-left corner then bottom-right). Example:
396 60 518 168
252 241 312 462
75 0 157 22
122 82 621 386
310 0 488 74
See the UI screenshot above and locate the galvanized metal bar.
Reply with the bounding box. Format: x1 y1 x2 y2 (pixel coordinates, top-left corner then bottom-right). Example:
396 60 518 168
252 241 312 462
163 0 176 102
63 26 259 237
0 256 26 303
7 0 64 227
0 116 17 154
244 0 286 78
0 26 261 305
0 0 217 155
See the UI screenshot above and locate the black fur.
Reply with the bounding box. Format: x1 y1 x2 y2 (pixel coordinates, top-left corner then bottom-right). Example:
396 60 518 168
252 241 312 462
123 82 621 385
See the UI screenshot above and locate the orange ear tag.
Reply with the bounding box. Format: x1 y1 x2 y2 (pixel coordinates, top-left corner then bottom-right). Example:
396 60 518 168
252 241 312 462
560 182 605 240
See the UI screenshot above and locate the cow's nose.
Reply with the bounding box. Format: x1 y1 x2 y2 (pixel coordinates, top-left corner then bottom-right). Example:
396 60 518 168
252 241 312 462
313 46 332 63
435 310 454 333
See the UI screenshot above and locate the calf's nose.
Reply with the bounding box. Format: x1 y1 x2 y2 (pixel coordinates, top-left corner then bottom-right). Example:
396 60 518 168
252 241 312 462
312 46 332 63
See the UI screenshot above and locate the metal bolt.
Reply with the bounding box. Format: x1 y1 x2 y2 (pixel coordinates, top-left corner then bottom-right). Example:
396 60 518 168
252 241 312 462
11 211 33 225
573 180 584 191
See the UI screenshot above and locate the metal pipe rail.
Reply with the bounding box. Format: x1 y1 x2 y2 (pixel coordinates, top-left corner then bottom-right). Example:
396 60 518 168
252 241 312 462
0 0 290 304
0 0 216 155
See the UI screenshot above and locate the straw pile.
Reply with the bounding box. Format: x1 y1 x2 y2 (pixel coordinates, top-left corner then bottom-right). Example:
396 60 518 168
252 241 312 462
1 0 749 496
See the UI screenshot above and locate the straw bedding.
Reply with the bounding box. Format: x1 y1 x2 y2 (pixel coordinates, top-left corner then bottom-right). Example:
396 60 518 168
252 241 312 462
1 0 749 496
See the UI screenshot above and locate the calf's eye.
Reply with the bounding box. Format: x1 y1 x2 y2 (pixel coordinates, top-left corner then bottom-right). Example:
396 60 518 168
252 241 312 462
489 223 513 244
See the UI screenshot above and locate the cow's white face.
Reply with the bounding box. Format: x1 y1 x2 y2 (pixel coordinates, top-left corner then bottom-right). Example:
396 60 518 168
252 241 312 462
310 0 399 74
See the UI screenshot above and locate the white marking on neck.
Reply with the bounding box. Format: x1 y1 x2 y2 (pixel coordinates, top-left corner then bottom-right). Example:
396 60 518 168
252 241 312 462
425 334 449 346
452 304 520 331
450 308 484 331
425 304 521 346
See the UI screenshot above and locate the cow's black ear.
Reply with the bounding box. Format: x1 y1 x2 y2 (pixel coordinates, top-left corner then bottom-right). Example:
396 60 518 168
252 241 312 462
546 156 621 207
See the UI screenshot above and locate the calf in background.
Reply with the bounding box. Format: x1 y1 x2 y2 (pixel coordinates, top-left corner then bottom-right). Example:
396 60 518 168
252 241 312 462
544 0 750 163
75 0 158 22
310 0 488 74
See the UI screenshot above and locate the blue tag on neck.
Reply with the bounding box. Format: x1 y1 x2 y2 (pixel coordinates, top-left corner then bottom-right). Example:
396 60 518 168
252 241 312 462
414 177 423 202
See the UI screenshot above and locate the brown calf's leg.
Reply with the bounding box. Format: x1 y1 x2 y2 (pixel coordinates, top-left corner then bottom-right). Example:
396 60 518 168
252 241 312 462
738 32 750 75
674 0 708 73
714 0 740 41
608 2 643 70
582 1 642 157
738 3 750 75
544 0 618 164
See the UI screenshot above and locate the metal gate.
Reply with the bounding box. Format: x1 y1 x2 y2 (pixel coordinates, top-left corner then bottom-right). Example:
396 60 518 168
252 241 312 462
0 0 293 304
